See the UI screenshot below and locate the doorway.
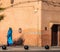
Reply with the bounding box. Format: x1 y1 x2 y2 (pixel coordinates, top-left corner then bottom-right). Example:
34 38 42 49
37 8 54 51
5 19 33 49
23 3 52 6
51 24 58 46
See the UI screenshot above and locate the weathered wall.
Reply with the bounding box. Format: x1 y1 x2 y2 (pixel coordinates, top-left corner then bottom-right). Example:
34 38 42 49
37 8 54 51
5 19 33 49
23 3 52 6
0 0 42 46
41 0 60 46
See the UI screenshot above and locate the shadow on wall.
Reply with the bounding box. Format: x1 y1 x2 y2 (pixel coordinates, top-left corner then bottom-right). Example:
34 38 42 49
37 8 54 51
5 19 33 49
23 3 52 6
0 15 4 21
13 38 24 46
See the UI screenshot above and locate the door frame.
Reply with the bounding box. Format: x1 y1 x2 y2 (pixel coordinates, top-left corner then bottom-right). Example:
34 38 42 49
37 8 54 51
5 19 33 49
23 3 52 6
51 24 59 46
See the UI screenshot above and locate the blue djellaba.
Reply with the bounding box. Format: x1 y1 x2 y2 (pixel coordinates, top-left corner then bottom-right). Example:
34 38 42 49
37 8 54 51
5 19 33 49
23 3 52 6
7 27 13 46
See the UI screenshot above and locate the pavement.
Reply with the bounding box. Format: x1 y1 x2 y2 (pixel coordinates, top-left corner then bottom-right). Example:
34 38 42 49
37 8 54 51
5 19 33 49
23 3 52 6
0 46 60 52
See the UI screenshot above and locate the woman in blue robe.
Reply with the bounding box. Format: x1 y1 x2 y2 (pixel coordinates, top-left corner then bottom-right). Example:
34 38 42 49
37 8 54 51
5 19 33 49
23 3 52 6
7 27 13 46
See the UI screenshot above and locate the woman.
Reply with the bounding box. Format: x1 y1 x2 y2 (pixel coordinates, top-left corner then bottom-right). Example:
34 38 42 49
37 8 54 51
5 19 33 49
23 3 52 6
7 27 13 46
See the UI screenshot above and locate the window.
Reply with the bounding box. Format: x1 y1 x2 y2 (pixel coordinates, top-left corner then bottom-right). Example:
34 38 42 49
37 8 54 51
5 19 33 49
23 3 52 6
45 27 47 30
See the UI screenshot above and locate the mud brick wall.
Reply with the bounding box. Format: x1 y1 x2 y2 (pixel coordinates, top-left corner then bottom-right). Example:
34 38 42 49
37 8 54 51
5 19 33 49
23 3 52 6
22 29 41 46
41 30 51 46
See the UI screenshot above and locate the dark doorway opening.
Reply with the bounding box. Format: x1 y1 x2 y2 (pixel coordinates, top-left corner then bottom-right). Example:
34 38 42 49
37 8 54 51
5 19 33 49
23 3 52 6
51 24 58 46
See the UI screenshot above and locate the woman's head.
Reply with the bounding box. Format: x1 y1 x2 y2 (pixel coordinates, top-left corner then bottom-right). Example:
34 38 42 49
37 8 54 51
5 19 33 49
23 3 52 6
9 27 12 30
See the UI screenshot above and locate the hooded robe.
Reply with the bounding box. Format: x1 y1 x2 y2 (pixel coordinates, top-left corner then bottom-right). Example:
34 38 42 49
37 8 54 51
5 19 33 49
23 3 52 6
7 28 13 45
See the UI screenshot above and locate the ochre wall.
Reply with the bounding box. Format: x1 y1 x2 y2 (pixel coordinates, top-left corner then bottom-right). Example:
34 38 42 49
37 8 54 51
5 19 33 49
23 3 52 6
41 0 60 46
0 0 42 46
1 0 60 47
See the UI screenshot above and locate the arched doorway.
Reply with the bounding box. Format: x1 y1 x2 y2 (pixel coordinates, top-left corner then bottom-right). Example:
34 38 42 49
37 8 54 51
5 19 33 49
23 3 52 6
51 24 58 46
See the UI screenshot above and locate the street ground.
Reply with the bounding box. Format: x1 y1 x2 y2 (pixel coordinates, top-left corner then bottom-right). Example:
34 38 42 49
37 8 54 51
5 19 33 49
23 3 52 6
0 46 60 52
